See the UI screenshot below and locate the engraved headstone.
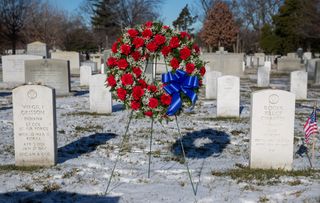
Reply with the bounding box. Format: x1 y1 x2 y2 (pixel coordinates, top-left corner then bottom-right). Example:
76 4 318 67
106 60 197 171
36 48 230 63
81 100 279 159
25 59 71 95
90 74 112 114
315 61 320 85
80 65 92 86
250 90 295 170
216 75 240 117
205 71 222 99
2 55 43 83
257 66 270 87
290 71 308 99
264 61 271 72
51 51 80 75
13 85 57 166
27 41 47 58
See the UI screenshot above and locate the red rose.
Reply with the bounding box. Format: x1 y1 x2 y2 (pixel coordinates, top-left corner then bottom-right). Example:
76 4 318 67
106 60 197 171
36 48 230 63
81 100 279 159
147 85 157 92
160 94 171 105
154 34 166 45
131 100 140 110
161 46 171 57
128 29 139 38
170 58 180 69
199 80 203 86
180 47 191 60
146 41 158 52
133 37 145 48
193 44 200 53
138 79 147 88
132 67 142 78
200 66 206 76
186 63 195 74
163 25 169 29
107 57 117 67
144 111 153 117
121 73 133 86
145 21 153 27
148 97 159 109
169 36 180 48
117 59 129 70
180 31 190 39
132 86 144 100
142 29 153 38
112 42 118 53
117 88 127 101
131 51 141 61
121 44 131 55
107 75 117 87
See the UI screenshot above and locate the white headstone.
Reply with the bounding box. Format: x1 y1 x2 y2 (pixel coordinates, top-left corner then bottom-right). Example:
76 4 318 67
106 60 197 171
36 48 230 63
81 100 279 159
257 66 270 87
80 66 92 86
290 71 308 100
90 74 112 114
13 85 57 166
307 59 320 80
217 75 240 117
90 54 102 70
101 64 105 74
205 71 222 99
250 90 295 170
2 55 43 83
51 51 80 75
81 61 97 72
264 61 271 72
27 41 47 58
25 59 71 95
277 58 301 71
315 61 320 85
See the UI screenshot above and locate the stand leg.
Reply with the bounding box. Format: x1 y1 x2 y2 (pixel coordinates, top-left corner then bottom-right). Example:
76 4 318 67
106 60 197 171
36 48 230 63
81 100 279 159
148 118 154 178
175 116 197 196
105 111 133 195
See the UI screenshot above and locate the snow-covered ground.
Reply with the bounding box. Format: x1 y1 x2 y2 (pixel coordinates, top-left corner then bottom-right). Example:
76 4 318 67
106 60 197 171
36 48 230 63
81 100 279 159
0 69 319 203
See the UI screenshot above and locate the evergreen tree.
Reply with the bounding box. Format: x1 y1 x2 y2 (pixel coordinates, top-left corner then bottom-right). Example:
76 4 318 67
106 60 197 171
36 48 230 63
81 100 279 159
259 24 281 54
200 1 239 51
172 4 197 33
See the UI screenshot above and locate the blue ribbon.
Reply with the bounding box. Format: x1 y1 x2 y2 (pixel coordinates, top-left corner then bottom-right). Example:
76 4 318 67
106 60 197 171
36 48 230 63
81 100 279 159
162 69 199 116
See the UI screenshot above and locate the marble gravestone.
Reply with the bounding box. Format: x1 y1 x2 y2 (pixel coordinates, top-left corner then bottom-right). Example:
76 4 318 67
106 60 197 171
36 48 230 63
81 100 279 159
277 58 301 71
257 66 270 87
315 61 320 85
13 85 57 166
2 55 43 83
51 51 80 75
216 75 240 117
290 71 308 100
90 54 102 71
306 59 320 80
205 71 222 99
90 74 112 114
81 61 97 72
254 53 265 66
264 61 271 72
250 90 295 170
27 41 47 58
80 66 92 86
25 59 71 95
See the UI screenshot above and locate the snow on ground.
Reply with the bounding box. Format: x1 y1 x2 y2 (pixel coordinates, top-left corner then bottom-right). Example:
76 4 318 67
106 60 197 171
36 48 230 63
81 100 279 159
0 69 319 203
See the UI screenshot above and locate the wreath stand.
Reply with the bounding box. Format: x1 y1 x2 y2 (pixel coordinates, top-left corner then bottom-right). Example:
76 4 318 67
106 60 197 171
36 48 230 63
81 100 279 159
104 59 199 196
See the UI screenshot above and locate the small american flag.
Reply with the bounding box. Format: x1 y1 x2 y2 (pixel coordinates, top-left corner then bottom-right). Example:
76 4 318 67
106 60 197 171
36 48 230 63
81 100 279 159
304 109 318 144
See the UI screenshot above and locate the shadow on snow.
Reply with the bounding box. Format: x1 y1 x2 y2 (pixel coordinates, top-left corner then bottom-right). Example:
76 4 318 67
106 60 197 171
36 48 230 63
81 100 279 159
171 128 230 159
58 133 117 164
0 191 120 203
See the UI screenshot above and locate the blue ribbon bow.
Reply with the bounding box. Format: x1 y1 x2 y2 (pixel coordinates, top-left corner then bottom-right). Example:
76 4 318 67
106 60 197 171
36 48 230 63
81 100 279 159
162 69 199 116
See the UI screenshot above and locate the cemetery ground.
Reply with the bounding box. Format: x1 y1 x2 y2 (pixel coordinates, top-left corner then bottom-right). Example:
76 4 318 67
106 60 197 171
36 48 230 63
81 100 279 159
0 69 320 202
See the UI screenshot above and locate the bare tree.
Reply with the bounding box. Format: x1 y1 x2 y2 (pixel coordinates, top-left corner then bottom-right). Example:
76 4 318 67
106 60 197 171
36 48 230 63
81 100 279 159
0 0 33 54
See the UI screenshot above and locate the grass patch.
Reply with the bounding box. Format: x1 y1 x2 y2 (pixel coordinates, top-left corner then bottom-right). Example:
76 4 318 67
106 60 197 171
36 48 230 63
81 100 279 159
63 111 111 117
0 165 44 172
212 166 320 185
74 125 103 132
199 117 249 123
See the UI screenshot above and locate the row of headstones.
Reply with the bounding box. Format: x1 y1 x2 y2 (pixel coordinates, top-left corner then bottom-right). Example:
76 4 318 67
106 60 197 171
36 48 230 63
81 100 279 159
12 83 295 170
205 71 304 118
13 77 111 166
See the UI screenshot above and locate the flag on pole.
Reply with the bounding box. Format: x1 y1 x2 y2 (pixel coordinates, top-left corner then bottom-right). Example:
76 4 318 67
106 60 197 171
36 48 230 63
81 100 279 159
304 109 318 144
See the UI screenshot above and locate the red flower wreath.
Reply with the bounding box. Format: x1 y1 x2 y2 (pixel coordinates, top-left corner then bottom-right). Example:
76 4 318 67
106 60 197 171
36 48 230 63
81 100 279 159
105 21 206 121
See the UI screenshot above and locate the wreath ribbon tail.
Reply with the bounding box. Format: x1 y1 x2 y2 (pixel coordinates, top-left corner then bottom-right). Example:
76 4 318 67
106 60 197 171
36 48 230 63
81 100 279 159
167 93 182 116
